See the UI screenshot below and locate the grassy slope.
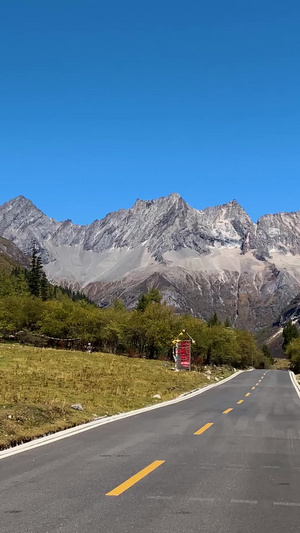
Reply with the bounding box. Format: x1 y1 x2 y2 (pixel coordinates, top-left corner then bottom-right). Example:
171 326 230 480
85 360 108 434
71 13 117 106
0 344 232 449
0 252 17 273
0 236 30 272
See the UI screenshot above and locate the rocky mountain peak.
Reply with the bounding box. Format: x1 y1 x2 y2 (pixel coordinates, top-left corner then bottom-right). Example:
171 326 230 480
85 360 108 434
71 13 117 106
2 193 300 332
2 193 299 262
132 192 184 211
212 199 251 220
0 195 59 260
7 195 38 210
250 209 300 257
0 193 254 261
3 195 47 221
164 192 183 204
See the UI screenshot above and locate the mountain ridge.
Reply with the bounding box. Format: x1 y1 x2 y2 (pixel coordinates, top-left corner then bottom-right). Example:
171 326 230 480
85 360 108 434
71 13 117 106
1 193 300 330
6 193 300 225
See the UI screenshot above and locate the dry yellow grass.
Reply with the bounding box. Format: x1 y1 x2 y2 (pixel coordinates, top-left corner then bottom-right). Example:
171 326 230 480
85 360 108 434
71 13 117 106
0 343 232 449
272 358 290 370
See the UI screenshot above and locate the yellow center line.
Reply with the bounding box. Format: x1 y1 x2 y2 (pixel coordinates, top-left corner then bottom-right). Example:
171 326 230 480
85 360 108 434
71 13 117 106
106 460 165 496
245 393 251 397
194 422 214 435
251 387 256 390
223 408 233 414
256 383 259 386
258 380 262 382
237 400 244 404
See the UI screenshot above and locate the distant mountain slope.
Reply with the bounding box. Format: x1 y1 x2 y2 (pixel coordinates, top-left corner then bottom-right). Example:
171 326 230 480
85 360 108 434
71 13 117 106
0 236 30 272
1 194 300 330
273 294 300 329
255 293 300 358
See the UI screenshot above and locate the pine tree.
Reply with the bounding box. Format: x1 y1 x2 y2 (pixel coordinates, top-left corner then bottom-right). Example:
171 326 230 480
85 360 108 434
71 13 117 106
28 248 39 296
262 344 271 357
136 289 162 312
208 312 221 327
36 255 43 279
28 248 45 297
224 318 231 328
40 272 49 301
136 293 148 312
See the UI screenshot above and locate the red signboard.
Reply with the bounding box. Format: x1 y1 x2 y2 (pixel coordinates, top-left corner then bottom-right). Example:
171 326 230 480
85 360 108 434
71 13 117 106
177 340 191 370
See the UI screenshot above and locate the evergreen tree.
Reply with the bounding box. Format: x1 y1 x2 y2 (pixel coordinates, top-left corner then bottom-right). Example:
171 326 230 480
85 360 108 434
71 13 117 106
28 248 40 296
28 249 45 297
262 344 271 358
208 312 221 327
40 272 49 301
36 255 43 279
136 289 162 312
136 293 148 312
282 320 299 351
224 318 231 328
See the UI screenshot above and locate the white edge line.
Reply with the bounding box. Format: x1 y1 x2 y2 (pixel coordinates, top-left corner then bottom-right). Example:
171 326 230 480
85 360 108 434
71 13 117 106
231 499 257 505
273 501 300 507
289 370 300 399
0 370 243 460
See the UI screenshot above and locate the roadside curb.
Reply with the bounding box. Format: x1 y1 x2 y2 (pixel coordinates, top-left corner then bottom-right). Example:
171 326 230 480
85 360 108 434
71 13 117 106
289 370 300 399
0 369 243 460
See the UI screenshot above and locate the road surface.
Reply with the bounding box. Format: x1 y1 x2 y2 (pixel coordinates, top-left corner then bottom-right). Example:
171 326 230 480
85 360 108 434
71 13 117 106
1 370 300 532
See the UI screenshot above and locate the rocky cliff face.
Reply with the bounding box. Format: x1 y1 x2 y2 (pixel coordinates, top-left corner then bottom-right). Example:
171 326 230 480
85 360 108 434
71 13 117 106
250 211 300 259
0 194 252 258
1 193 300 330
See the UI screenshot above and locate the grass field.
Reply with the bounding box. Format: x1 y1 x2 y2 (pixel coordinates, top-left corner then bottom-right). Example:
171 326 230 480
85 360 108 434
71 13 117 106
0 344 233 449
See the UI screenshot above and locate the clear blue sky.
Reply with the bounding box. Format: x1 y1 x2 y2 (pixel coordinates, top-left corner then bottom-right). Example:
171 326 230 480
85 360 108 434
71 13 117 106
0 0 299 224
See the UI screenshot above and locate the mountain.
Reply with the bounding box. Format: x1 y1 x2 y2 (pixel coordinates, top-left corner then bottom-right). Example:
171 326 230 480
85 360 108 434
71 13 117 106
1 193 300 330
0 236 30 272
255 293 300 359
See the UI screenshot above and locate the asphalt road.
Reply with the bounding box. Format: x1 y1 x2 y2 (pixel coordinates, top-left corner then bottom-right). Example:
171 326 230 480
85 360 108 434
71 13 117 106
1 370 300 533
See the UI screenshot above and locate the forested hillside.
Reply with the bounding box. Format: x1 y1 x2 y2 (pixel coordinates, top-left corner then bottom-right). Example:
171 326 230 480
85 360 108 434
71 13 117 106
0 250 271 369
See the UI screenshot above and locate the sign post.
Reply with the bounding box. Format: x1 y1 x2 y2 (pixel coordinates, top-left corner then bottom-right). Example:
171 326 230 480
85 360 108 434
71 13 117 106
172 330 195 371
177 339 191 371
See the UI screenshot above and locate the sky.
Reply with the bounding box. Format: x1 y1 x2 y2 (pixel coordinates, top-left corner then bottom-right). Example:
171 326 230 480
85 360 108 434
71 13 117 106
0 0 299 224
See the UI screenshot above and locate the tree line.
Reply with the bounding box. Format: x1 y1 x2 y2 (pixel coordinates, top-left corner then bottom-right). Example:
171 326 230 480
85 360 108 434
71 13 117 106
0 253 272 369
